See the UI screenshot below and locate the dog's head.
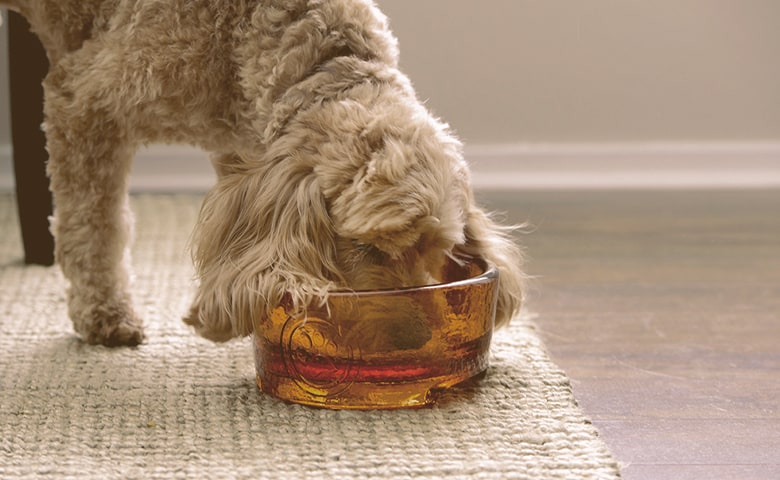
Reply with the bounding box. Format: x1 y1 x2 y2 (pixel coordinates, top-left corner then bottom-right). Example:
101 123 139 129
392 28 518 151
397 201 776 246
324 122 471 292
186 93 523 342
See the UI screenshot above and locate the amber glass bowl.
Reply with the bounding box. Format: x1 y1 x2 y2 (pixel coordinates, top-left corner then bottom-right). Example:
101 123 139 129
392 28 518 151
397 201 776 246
253 255 498 409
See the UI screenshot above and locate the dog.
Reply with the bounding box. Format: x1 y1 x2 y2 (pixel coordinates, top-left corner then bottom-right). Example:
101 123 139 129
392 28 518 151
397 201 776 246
2 0 524 347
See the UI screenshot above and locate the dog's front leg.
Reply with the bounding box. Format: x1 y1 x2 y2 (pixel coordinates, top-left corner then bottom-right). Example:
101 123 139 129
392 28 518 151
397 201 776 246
44 93 142 346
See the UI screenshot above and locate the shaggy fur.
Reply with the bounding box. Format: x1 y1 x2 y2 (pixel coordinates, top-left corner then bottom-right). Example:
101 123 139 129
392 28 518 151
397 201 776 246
2 0 525 346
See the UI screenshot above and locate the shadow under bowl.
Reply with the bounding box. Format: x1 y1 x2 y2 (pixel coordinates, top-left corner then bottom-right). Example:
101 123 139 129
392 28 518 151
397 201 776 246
253 255 498 409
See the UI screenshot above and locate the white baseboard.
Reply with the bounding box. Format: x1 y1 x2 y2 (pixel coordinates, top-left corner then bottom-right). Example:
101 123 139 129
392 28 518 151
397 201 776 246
467 142 780 190
128 145 214 192
2 142 780 192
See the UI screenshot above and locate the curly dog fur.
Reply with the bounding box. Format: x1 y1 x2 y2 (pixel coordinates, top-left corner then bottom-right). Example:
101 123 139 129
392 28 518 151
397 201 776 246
3 0 524 346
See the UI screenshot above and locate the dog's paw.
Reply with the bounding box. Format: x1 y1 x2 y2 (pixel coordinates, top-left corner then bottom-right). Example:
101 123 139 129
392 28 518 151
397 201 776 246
70 297 146 347
80 311 145 347
84 317 146 347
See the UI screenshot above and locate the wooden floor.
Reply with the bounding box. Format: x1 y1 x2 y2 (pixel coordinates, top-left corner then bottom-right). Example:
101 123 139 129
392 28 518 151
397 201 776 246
477 189 780 480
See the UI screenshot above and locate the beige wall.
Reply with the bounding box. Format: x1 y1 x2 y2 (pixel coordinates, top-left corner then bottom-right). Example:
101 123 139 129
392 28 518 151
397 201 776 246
2 1 780 147
376 0 780 144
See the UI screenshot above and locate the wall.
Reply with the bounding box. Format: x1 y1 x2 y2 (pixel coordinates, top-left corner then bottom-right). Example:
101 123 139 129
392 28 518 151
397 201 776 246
2 2 780 190
377 0 780 144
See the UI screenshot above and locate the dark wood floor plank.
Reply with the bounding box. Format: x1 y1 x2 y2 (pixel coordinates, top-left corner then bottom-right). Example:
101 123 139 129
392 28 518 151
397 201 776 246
596 419 780 464
477 189 780 477
567 375 779 420
623 464 780 480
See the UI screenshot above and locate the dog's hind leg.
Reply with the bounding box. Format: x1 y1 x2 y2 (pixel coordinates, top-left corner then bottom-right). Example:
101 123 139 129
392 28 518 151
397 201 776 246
43 67 143 346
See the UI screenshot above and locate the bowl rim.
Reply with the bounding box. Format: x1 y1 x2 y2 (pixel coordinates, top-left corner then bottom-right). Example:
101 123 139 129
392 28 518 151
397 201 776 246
325 256 498 298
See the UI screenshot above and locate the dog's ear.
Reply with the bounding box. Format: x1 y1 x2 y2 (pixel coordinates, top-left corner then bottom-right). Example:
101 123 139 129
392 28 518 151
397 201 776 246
326 137 468 258
185 159 342 341
455 204 526 328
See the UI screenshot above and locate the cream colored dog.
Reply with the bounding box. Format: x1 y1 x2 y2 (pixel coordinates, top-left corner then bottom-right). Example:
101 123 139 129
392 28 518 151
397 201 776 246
3 0 524 346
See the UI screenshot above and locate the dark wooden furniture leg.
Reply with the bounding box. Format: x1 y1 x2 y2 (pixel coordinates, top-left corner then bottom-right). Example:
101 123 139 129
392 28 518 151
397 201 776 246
8 11 54 265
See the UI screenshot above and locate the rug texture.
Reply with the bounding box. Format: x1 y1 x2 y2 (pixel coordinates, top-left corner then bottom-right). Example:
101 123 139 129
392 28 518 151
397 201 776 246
0 194 620 479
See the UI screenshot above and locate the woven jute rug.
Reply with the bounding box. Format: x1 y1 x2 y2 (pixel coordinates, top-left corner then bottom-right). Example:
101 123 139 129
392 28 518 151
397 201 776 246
0 194 620 479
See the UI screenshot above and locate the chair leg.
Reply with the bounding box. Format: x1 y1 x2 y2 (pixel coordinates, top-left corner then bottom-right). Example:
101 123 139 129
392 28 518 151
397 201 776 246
9 11 54 266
